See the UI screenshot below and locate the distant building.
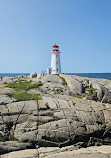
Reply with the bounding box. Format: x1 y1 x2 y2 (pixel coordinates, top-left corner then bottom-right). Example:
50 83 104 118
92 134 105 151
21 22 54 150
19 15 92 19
47 44 61 74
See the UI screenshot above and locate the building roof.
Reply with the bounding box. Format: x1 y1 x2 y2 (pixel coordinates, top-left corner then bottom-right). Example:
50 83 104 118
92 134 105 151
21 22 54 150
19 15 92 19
53 43 59 48
52 49 59 51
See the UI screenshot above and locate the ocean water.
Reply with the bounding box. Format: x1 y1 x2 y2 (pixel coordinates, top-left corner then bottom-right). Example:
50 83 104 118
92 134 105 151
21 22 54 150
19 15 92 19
0 73 111 80
68 73 111 80
0 73 30 78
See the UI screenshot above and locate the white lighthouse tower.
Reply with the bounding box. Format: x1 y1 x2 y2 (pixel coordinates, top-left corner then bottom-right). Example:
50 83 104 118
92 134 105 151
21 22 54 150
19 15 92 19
51 44 61 74
47 44 61 74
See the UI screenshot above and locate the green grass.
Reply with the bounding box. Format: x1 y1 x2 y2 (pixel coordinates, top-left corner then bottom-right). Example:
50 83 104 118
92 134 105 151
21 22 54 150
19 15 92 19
5 80 43 101
85 88 97 91
9 135 19 141
90 92 97 100
6 80 43 91
85 87 98 101
4 81 7 84
75 78 84 85
59 76 67 85
72 101 76 106
79 80 84 85
6 92 41 101
90 92 97 97
72 95 83 99
86 79 89 84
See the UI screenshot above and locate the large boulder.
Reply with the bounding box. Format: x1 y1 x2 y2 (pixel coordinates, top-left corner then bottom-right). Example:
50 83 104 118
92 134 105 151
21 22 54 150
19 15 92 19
102 90 111 103
30 73 37 78
40 82 69 95
0 124 9 141
90 81 111 103
1 149 39 158
1 145 111 158
0 95 14 105
41 75 63 84
2 77 17 84
39 75 69 95
1 75 111 155
59 74 83 95
0 141 31 155
11 96 109 147
5 100 38 115
0 101 38 125
40 82 64 91
0 88 13 94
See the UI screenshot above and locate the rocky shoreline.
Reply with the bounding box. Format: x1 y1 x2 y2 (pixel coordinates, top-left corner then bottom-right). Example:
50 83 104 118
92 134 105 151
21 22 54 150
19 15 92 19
0 74 111 157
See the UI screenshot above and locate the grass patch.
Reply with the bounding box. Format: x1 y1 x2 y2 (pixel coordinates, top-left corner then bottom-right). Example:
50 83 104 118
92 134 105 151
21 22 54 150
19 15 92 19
79 80 84 85
90 92 98 101
45 113 54 117
86 79 89 84
6 92 41 101
85 88 97 91
85 87 98 101
72 95 83 99
59 76 67 85
90 92 97 97
9 135 19 141
4 81 7 84
72 101 76 106
75 78 84 85
6 80 43 91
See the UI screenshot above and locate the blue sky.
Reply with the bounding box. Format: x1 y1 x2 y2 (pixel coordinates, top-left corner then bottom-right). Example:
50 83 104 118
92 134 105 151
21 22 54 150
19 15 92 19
0 0 111 73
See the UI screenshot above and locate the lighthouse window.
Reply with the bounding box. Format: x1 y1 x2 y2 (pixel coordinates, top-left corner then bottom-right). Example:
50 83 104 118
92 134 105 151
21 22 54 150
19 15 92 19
57 69 58 71
57 61 58 64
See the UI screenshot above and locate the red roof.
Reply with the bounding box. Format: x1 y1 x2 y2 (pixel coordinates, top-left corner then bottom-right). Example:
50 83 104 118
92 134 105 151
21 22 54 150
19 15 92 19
53 49 59 51
53 43 59 47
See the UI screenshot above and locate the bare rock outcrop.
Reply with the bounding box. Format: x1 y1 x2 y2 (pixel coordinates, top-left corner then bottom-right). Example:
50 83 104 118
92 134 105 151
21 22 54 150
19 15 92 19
0 95 14 105
60 74 84 95
0 95 111 151
1 145 111 158
1 74 111 156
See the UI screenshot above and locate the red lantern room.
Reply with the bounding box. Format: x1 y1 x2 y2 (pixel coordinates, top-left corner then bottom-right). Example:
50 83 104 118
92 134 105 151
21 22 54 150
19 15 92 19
52 43 59 51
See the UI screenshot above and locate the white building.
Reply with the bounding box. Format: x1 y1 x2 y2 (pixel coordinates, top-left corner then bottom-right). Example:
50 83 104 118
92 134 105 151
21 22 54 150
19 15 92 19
47 44 61 74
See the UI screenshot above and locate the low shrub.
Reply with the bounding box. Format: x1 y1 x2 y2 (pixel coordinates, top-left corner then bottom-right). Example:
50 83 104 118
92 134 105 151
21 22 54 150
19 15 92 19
86 79 89 84
90 92 98 101
72 95 83 99
85 88 97 92
6 80 43 91
59 76 67 85
6 92 41 101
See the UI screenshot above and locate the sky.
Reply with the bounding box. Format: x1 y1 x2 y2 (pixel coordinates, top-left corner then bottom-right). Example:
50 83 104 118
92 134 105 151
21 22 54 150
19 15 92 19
0 0 111 73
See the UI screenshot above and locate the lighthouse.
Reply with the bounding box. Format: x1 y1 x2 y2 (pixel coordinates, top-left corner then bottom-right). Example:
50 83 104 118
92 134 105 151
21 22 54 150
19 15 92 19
47 44 61 74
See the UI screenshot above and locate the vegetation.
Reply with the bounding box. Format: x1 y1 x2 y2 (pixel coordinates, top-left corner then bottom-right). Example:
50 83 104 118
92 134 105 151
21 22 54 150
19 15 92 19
53 87 63 89
6 80 43 91
75 78 84 85
72 101 76 106
6 92 41 101
5 80 42 101
85 87 97 92
85 87 98 101
9 128 19 141
75 78 90 86
4 81 7 84
9 135 19 141
86 79 89 84
36 81 43 87
72 95 83 99
90 92 98 101
45 113 54 117
59 76 67 85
